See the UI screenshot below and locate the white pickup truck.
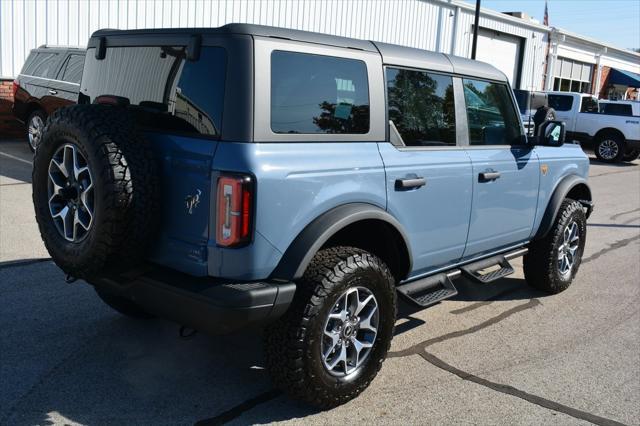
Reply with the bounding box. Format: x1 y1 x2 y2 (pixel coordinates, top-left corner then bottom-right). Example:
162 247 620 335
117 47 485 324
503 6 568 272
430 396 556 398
547 92 640 162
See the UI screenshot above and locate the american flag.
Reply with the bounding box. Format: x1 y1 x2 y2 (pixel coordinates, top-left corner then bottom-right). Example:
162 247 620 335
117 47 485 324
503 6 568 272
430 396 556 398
543 0 549 26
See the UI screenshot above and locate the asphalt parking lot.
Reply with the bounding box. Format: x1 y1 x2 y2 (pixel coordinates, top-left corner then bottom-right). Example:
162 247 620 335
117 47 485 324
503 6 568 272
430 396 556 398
1 138 638 426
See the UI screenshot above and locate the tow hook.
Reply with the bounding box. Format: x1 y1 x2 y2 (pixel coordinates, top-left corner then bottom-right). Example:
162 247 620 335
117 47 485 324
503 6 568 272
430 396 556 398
65 273 78 284
179 325 198 340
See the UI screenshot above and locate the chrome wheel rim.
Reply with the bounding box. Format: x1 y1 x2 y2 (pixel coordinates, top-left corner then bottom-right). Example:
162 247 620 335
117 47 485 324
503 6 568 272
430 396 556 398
598 139 619 160
557 221 580 278
47 143 94 242
321 286 379 377
28 114 44 151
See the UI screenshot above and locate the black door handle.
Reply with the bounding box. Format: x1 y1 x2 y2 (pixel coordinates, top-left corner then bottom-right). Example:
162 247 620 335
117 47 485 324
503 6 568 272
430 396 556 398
395 177 426 190
479 171 501 182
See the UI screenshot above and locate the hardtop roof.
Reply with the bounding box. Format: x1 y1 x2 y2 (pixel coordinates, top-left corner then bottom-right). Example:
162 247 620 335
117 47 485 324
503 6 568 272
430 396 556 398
89 23 507 83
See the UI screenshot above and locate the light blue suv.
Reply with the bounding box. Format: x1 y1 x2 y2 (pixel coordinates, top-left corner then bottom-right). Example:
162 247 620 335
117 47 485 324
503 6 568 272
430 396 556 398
32 24 593 408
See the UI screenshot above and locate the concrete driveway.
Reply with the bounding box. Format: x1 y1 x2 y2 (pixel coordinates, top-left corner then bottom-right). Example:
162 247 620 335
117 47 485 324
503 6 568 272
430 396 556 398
1 138 638 425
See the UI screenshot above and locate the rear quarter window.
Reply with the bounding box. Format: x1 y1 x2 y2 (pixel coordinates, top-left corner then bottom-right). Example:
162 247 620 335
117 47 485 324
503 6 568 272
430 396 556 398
270 51 370 134
81 46 226 137
23 52 59 78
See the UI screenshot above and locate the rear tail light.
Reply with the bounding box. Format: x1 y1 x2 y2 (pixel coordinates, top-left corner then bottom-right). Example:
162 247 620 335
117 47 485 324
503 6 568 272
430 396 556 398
11 80 19 98
216 174 253 247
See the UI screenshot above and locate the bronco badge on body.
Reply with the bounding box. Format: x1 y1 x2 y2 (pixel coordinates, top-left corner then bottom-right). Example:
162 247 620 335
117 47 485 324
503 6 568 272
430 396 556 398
185 189 202 215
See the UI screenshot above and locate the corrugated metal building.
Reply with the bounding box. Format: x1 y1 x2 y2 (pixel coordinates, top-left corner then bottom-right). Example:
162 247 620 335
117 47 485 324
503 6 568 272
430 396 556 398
1 0 639 96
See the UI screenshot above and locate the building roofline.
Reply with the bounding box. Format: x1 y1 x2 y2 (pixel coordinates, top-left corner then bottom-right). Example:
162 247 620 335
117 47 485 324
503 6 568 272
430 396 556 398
550 27 640 59
443 0 549 32
443 0 639 60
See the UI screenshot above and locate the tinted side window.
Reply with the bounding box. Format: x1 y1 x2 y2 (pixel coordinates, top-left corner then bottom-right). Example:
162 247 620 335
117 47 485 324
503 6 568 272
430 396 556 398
271 51 369 134
20 52 37 74
387 68 456 147
24 52 59 77
60 54 84 84
82 46 226 137
601 103 632 116
580 97 598 113
548 95 573 111
463 79 521 146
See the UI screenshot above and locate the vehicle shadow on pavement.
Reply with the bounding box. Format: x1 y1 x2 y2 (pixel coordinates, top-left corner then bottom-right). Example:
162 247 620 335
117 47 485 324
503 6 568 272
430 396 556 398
395 277 548 336
588 158 638 168
1 263 552 425
0 261 322 425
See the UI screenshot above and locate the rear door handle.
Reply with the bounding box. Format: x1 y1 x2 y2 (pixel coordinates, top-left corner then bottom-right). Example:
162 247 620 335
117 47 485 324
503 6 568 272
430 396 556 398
395 177 426 190
479 171 501 182
48 89 58 95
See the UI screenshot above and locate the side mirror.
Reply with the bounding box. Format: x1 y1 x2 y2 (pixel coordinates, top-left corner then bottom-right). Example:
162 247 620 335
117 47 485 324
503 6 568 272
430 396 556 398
536 120 565 146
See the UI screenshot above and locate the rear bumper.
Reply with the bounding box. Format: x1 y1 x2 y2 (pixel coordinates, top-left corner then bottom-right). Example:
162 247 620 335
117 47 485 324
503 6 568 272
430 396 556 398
87 265 296 335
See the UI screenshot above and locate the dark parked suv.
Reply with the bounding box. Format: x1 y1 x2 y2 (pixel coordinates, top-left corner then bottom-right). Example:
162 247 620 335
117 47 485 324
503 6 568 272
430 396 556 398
12 46 86 151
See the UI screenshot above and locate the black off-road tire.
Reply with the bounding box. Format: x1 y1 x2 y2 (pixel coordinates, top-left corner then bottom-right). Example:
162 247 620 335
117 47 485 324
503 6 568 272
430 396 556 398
263 246 397 409
524 199 587 294
594 133 625 163
95 288 154 319
32 105 159 279
622 149 640 162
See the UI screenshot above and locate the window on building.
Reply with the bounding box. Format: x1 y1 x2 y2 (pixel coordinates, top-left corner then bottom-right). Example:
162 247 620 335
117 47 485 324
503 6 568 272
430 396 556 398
463 79 522 146
271 51 369 134
548 94 574 111
386 68 456 147
553 57 593 94
59 54 84 84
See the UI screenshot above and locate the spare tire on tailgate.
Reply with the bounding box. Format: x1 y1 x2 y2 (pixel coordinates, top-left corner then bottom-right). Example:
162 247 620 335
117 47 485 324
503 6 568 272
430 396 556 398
32 105 159 279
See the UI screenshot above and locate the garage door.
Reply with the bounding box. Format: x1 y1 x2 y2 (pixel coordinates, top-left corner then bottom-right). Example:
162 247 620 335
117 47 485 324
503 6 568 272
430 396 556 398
476 29 522 86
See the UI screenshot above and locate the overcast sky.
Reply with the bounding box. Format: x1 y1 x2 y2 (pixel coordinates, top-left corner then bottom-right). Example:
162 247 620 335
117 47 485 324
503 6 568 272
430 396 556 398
462 0 640 50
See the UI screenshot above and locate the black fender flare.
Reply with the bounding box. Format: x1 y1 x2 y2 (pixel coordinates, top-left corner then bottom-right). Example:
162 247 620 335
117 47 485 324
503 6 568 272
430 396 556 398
269 203 413 281
534 175 592 240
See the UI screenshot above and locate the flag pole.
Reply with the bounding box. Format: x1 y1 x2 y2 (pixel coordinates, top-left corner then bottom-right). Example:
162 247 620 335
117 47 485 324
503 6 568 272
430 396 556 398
471 0 481 59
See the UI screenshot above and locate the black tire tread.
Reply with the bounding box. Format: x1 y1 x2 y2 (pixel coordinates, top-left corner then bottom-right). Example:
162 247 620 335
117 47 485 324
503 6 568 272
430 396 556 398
524 199 586 294
264 246 396 409
32 105 159 278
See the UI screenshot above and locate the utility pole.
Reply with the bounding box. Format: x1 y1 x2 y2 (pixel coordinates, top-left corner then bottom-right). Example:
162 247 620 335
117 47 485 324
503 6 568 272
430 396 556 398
471 0 481 59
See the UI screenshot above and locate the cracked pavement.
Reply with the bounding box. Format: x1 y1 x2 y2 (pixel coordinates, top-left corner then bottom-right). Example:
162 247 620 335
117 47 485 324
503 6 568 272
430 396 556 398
1 138 639 425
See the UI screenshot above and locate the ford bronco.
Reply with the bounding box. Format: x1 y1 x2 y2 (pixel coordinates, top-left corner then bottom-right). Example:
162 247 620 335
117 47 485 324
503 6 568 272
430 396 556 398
32 24 593 408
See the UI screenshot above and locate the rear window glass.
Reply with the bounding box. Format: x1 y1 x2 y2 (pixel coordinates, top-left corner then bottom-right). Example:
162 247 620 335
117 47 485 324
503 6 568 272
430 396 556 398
548 95 573 111
271 51 369 134
81 46 226 137
60 54 84 84
23 52 59 78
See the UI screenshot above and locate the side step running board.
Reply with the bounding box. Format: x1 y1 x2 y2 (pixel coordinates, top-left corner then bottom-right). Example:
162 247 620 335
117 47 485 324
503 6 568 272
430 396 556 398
397 273 459 308
460 255 514 283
